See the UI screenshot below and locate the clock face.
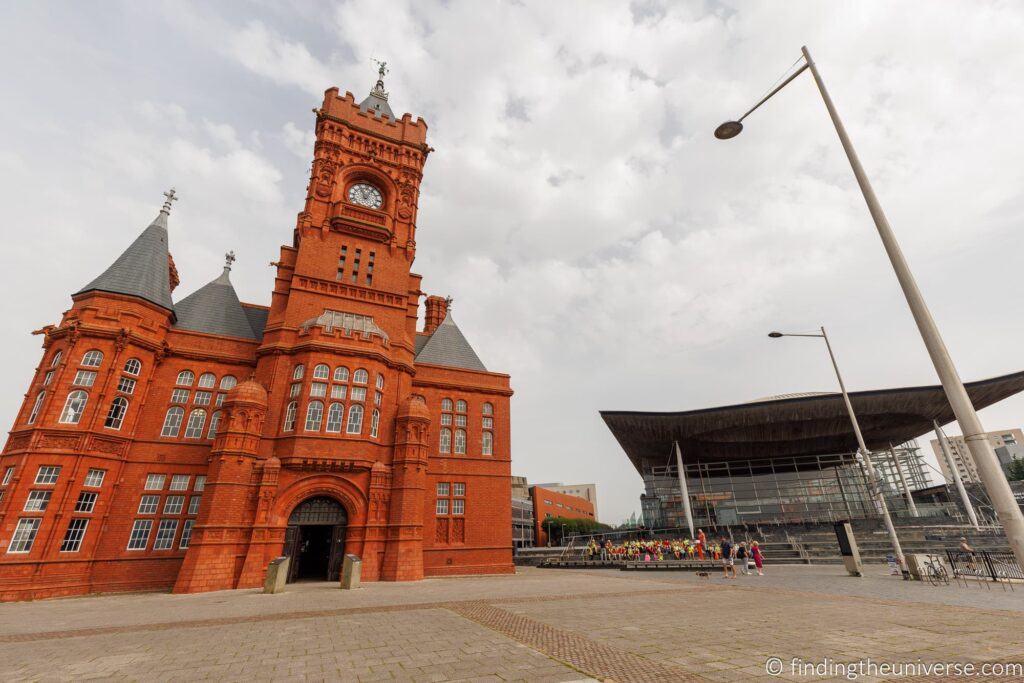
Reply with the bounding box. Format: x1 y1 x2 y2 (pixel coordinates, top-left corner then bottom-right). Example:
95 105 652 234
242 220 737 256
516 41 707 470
348 183 383 209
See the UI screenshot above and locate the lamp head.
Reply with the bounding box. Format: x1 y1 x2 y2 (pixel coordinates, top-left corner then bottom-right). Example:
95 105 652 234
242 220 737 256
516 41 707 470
714 120 744 140
768 331 784 338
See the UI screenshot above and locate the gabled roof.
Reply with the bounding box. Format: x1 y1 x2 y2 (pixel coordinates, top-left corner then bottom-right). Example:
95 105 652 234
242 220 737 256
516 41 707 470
174 265 258 340
415 310 487 372
75 209 174 312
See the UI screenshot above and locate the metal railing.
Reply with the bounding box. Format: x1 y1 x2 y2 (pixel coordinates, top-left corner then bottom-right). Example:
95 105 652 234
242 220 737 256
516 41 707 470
946 549 1024 586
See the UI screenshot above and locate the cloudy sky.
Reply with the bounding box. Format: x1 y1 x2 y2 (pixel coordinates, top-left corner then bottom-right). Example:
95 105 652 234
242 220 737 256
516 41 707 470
2 1 1023 524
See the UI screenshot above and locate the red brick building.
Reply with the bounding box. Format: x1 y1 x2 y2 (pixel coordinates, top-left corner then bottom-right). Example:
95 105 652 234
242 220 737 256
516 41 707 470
0 69 514 601
530 486 595 546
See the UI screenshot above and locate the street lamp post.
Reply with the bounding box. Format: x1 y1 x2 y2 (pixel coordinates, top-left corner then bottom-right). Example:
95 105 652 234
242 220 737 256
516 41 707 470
770 328 908 576
719 46 1024 571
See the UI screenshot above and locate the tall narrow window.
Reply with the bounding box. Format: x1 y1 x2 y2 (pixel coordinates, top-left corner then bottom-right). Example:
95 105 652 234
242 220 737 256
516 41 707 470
59 390 88 424
2 466 14 486
305 401 324 431
440 428 452 453
441 398 453 412
454 429 466 455
81 350 104 368
370 409 380 438
283 401 297 431
154 520 178 549
8 518 42 553
482 431 493 456
180 519 194 549
123 358 142 375
207 410 222 439
127 520 153 550
160 406 184 437
184 409 207 439
104 397 129 430
50 350 63 368
326 403 344 433
366 251 375 286
60 519 89 552
27 391 45 425
375 375 384 390
175 370 195 386
455 400 467 414
292 364 305 380
346 404 364 434
337 246 347 281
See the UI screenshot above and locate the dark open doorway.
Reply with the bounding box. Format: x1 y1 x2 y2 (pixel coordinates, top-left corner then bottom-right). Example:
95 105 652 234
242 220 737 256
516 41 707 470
284 496 347 582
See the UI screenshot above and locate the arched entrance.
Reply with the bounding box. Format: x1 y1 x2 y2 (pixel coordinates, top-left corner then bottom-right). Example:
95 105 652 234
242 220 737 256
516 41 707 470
284 496 348 582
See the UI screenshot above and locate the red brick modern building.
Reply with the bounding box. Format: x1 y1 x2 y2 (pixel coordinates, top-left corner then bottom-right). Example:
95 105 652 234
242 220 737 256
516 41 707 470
0 69 514 601
530 486 595 546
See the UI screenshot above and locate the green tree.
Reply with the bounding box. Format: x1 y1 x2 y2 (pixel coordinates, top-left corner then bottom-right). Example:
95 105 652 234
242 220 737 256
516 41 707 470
1007 458 1024 482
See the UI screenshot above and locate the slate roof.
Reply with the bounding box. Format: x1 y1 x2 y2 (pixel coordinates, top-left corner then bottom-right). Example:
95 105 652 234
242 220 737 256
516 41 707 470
414 311 487 372
359 74 395 119
243 306 269 339
174 266 259 340
75 210 174 311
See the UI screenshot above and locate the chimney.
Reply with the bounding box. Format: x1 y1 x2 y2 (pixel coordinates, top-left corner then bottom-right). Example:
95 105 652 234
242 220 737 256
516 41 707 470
423 295 448 335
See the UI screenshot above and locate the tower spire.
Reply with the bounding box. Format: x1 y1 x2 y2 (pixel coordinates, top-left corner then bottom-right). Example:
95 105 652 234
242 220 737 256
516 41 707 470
359 59 395 119
161 187 178 215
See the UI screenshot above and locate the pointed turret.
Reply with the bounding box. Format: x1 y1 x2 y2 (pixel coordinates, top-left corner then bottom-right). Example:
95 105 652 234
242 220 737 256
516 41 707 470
359 59 395 119
174 251 259 340
415 302 487 371
75 188 178 311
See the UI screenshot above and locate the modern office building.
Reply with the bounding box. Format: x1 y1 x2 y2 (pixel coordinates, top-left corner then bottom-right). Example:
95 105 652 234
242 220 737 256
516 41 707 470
530 485 595 546
533 482 599 521
930 429 1024 484
602 372 1024 530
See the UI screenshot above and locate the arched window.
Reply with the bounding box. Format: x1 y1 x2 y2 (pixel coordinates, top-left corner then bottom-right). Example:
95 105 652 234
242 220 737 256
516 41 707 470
313 364 330 379
207 410 222 439
454 429 467 454
292 364 305 380
28 391 45 425
104 397 129 430
305 401 324 431
346 404 364 434
59 390 88 424
353 369 368 385
283 401 297 431
482 430 493 456
123 358 142 375
441 398 453 412
81 350 104 368
184 409 207 439
375 375 384 390
370 409 380 438
50 350 63 368
440 428 452 453
176 370 195 386
197 372 216 388
161 406 184 437
483 402 493 415
219 375 237 390
333 366 350 382
455 400 467 413
326 403 344 433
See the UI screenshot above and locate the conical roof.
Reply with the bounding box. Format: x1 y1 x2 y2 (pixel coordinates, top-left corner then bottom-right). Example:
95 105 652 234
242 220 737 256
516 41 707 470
359 64 395 119
174 257 258 340
415 310 487 372
76 205 175 312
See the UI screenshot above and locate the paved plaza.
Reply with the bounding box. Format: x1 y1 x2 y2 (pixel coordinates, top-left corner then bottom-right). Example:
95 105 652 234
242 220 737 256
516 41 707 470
2 565 1023 682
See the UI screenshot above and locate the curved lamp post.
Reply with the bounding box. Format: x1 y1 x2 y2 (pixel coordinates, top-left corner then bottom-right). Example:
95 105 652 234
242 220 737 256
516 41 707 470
770 328 907 576
720 46 1024 572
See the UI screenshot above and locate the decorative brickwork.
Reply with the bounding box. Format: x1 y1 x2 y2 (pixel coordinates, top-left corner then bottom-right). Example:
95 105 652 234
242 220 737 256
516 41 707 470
0 75 514 601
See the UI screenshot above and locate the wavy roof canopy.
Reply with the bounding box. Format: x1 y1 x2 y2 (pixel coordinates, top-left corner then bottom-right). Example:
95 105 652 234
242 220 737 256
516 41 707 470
601 371 1024 474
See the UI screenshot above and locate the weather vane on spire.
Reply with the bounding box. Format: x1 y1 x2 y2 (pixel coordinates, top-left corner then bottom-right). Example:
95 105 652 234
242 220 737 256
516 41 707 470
161 188 178 214
224 250 236 270
370 58 389 98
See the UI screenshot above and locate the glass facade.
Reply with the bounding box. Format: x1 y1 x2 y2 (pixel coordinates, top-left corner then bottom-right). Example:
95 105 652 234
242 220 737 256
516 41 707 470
641 444 931 529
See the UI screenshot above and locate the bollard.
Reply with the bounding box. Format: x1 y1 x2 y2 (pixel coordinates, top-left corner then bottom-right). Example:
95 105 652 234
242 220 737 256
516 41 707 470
263 556 290 594
341 554 361 589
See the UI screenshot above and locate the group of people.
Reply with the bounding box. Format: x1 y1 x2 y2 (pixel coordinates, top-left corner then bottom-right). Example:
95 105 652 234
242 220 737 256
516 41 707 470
582 529 765 576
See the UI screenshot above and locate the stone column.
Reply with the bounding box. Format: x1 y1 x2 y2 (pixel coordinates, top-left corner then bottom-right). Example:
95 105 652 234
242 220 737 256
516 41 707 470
380 396 430 581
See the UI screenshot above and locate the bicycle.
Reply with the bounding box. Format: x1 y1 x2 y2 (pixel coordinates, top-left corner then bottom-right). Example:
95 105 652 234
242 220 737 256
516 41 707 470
922 554 949 586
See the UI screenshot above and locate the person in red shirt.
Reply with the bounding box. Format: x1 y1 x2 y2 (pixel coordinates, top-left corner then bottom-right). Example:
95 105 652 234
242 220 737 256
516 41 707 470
697 529 707 560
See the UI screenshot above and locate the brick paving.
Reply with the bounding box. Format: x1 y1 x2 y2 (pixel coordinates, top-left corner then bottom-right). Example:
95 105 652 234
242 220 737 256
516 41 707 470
0 565 1022 681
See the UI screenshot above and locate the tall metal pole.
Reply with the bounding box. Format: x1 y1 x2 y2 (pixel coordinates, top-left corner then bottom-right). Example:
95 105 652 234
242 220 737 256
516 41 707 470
934 420 981 529
820 326 908 574
674 441 695 539
889 445 919 517
801 45 1024 570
